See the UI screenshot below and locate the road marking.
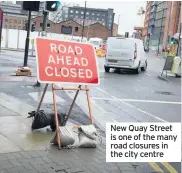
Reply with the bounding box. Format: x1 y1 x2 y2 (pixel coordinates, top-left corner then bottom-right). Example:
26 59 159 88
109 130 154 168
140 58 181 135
96 87 117 99
145 73 152 76
111 119 118 122
161 163 178 173
91 97 182 105
95 88 168 122
149 162 164 173
91 99 108 113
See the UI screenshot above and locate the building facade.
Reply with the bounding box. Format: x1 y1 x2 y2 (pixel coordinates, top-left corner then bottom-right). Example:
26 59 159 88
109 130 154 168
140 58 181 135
2 14 27 29
143 1 151 37
143 1 181 52
112 23 118 36
50 6 114 31
0 1 44 29
31 17 111 40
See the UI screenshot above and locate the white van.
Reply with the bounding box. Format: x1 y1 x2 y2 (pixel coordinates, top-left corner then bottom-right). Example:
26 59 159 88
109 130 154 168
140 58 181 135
89 38 103 49
104 37 147 74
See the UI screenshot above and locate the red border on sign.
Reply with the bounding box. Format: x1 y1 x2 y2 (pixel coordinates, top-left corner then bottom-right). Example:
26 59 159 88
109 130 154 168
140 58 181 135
34 37 100 85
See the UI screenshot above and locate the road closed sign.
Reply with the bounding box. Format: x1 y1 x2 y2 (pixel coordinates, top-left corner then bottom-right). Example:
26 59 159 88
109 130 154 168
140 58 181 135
35 37 99 85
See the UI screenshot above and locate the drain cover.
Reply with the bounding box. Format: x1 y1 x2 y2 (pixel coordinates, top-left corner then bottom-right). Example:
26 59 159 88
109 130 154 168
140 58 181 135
155 91 174 95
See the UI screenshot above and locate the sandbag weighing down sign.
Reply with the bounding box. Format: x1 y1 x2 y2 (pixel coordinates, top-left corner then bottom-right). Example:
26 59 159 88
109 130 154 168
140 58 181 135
35 37 99 85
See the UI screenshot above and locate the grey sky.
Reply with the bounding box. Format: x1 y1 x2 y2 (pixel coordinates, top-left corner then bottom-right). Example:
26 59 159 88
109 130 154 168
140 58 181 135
74 1 146 35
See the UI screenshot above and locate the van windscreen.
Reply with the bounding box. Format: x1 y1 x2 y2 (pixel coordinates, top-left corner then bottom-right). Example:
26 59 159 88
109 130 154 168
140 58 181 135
108 39 133 49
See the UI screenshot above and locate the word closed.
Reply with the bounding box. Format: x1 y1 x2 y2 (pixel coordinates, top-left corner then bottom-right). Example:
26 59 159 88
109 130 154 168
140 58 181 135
35 38 99 85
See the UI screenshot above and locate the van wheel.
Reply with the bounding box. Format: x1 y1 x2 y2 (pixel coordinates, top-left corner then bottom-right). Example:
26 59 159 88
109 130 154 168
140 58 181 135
104 66 110 72
135 62 141 74
141 61 147 71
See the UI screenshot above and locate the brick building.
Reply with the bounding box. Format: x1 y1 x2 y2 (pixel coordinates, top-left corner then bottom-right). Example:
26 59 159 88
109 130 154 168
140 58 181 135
143 1 181 52
31 16 111 40
2 14 27 29
112 23 118 36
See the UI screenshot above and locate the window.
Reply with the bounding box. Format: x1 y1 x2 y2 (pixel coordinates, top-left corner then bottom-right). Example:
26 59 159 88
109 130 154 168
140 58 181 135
5 19 8 22
70 10 73 13
40 23 43 27
81 16 83 19
102 18 105 21
81 11 84 14
47 23 50 28
9 19 12 24
70 15 73 18
110 15 112 19
65 14 68 18
14 20 17 23
92 13 95 16
86 12 89 15
61 25 72 34
96 18 99 21
18 20 21 24
75 27 78 32
86 16 89 20
75 11 79 14
75 15 78 19
4 25 7 28
9 25 12 29
97 13 100 16
18 26 21 30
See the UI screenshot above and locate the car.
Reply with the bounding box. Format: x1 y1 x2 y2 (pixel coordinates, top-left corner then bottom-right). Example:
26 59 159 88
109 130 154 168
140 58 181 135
104 37 147 74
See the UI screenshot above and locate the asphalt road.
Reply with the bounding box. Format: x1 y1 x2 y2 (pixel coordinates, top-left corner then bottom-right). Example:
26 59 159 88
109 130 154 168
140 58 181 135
0 50 181 173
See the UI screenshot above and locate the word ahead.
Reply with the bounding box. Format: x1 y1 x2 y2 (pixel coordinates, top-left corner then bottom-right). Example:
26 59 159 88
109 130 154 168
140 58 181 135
35 38 99 85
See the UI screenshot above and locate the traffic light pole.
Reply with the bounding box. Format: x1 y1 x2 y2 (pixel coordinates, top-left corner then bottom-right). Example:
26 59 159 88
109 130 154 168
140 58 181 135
23 10 31 67
35 10 48 87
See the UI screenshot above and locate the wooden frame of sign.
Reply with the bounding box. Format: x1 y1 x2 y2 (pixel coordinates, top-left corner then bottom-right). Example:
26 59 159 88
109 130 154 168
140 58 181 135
36 83 93 149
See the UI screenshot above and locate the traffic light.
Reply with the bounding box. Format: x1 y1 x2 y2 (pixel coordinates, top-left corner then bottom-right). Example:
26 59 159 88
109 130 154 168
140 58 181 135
170 37 175 44
45 1 61 12
22 1 40 11
170 37 178 44
31 23 35 32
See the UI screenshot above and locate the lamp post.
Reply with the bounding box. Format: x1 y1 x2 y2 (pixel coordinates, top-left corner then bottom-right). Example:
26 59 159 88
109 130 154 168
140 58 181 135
81 1 87 41
87 25 90 41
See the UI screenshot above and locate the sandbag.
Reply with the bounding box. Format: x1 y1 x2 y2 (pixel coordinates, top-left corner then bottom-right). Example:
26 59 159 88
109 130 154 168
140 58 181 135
50 126 75 147
78 125 98 148
28 110 52 130
78 133 97 148
50 113 68 131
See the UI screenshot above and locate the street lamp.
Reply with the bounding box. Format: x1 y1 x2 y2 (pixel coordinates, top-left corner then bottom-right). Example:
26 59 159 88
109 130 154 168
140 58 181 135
87 25 90 41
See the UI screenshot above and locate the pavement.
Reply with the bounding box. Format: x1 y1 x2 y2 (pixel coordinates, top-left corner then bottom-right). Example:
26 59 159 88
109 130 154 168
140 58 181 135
0 50 181 173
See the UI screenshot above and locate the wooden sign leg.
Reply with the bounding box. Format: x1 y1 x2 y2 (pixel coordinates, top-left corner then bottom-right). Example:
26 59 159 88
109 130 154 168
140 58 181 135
52 84 61 149
67 85 81 119
36 83 49 112
85 85 93 124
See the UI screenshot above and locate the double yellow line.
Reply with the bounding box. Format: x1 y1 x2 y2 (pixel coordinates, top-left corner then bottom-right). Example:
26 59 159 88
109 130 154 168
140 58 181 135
149 162 178 173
